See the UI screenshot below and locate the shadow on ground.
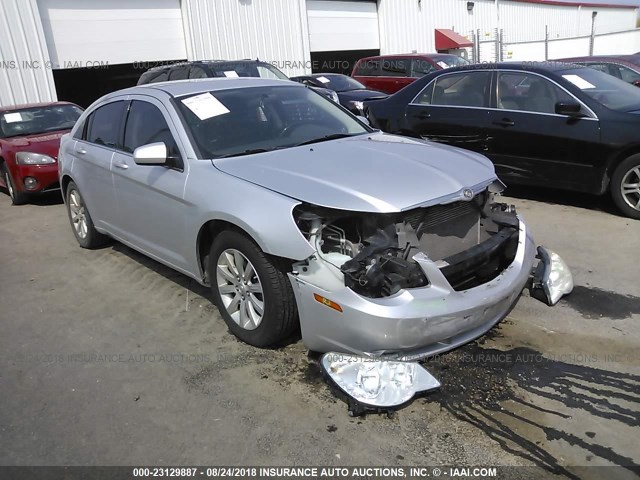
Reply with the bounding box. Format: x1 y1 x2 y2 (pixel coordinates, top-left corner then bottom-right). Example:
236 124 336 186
423 338 640 478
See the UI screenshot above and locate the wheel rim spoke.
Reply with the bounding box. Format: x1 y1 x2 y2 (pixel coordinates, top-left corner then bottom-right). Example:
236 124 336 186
215 248 264 330
621 167 640 210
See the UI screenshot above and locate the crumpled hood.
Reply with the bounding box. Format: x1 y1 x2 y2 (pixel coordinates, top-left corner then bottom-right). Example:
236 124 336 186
213 133 497 213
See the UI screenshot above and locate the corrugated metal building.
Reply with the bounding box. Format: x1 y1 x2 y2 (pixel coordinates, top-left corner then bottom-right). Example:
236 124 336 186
1 0 638 107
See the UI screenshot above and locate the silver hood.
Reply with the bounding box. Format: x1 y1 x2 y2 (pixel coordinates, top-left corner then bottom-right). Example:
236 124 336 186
213 133 497 213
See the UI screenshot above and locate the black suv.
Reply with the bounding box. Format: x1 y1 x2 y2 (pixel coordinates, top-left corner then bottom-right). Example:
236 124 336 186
137 60 339 102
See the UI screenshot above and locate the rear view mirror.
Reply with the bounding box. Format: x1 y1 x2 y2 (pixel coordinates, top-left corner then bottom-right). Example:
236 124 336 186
133 142 167 165
555 101 582 117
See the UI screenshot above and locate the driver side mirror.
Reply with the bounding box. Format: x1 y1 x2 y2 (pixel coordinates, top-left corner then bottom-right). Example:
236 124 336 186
555 101 583 117
133 142 167 165
633 79 640 88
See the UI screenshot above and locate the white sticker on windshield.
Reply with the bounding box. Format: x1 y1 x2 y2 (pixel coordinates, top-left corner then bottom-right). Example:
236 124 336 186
436 61 449 69
181 93 230 120
4 112 23 123
223 70 239 78
316 76 330 84
562 74 596 90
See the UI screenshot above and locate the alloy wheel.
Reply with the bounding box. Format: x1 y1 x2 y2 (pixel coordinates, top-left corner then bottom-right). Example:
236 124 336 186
620 166 640 211
69 189 88 239
216 248 264 330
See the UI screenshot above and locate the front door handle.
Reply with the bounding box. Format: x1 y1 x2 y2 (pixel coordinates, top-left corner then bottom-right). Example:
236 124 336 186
113 160 129 170
492 118 515 127
413 112 431 120
75 148 87 155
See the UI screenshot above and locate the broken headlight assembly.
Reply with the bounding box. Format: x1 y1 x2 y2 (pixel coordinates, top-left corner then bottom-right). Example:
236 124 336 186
320 353 441 416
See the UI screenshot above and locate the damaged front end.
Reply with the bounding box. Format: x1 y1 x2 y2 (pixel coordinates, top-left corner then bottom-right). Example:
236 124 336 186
288 184 572 415
291 183 520 302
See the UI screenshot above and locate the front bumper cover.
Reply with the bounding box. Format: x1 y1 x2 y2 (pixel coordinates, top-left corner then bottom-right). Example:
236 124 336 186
289 217 537 360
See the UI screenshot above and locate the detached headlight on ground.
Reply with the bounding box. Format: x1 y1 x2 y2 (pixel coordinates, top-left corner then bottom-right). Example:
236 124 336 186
16 152 56 165
321 353 441 416
533 246 574 306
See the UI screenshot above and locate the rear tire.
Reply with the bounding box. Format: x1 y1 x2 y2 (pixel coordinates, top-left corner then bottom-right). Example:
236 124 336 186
2 164 28 205
65 181 108 248
208 230 298 347
611 154 640 220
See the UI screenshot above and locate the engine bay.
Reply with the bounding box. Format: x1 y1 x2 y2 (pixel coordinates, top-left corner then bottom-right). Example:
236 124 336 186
292 190 520 298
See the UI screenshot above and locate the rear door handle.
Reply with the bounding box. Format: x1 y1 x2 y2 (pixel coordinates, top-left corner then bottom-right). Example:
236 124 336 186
113 160 129 170
492 118 515 127
413 112 431 120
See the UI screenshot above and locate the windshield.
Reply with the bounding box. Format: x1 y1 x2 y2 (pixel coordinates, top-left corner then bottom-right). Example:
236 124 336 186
434 55 470 69
0 104 83 139
559 67 640 111
212 62 289 80
313 75 366 92
177 86 369 159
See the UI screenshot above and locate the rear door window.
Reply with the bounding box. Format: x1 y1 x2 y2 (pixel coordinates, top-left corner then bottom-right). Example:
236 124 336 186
381 58 409 77
189 66 209 79
168 67 189 81
355 59 380 76
86 101 126 148
411 59 437 77
416 71 491 107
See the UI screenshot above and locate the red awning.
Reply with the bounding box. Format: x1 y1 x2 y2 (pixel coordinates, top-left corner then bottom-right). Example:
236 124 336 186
435 29 473 51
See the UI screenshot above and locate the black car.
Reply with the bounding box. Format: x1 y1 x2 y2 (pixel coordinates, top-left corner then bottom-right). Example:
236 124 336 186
366 62 640 219
137 60 340 102
290 73 387 115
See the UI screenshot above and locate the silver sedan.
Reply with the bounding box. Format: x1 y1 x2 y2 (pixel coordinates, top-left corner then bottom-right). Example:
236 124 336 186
58 78 571 360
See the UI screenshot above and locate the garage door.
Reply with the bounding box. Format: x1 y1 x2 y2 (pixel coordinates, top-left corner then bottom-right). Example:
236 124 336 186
307 0 379 52
37 0 187 68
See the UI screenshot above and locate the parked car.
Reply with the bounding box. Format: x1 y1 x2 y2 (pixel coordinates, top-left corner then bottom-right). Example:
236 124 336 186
138 59 340 103
0 102 83 204
290 73 386 115
556 55 640 87
58 78 570 367
365 62 640 219
351 54 469 94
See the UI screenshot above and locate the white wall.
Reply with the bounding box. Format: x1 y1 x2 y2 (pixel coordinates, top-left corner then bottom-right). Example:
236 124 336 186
38 0 187 67
182 0 311 76
377 0 639 55
0 0 56 106
593 29 640 55
503 28 640 62
307 0 379 52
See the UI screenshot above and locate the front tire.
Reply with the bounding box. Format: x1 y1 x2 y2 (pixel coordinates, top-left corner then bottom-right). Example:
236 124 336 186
611 154 640 220
2 164 28 205
65 181 108 248
208 230 298 347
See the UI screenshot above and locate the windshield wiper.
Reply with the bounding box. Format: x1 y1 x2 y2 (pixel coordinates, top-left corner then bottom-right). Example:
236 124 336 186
293 133 359 147
215 147 281 159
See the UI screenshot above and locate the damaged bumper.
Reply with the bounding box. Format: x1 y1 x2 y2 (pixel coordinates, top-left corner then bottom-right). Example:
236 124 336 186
290 217 537 360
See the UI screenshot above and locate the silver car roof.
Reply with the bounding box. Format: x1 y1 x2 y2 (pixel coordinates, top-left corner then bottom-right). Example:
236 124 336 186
103 78 298 102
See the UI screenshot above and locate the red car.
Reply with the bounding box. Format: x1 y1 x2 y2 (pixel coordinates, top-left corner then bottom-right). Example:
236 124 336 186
351 54 469 94
0 102 83 204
